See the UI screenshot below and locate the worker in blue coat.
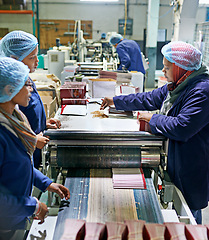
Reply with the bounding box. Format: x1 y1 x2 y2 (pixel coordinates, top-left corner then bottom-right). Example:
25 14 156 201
101 41 209 224
0 31 61 169
0 58 70 239
109 33 145 74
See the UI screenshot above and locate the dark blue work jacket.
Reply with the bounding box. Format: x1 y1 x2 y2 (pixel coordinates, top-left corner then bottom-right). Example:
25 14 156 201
0 123 52 230
116 39 145 74
113 74 209 210
19 79 46 168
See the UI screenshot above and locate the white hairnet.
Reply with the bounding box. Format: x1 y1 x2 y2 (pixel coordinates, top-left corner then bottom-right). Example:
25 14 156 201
0 30 38 61
0 57 30 103
109 34 123 45
161 41 202 71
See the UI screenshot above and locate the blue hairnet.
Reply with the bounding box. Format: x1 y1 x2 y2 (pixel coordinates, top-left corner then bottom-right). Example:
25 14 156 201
109 34 123 45
0 57 30 103
0 30 38 62
161 41 202 71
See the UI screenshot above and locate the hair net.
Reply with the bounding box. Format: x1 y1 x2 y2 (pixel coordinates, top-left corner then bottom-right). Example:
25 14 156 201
0 30 38 62
161 41 202 71
109 34 123 45
0 57 30 103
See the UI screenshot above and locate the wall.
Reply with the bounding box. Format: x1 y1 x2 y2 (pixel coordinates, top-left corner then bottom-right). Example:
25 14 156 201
0 14 32 34
0 0 207 47
25 0 173 42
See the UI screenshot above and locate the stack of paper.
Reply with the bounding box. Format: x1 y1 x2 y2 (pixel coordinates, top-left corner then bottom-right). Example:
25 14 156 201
125 219 145 240
112 168 146 189
60 219 86 240
106 222 127 240
84 222 106 240
185 225 207 240
61 105 87 116
164 222 186 240
117 72 132 83
99 70 117 80
143 223 165 240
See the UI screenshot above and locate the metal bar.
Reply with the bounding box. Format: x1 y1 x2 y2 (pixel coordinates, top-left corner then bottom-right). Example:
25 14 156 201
44 130 166 141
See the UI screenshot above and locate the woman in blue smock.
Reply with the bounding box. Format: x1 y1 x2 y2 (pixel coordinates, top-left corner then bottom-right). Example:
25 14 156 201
0 31 61 168
100 41 209 224
0 57 70 239
109 33 145 74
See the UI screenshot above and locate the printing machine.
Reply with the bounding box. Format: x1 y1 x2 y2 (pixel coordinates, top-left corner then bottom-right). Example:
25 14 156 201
26 101 196 240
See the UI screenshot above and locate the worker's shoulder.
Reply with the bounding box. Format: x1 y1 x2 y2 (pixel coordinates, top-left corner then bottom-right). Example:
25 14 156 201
188 75 209 96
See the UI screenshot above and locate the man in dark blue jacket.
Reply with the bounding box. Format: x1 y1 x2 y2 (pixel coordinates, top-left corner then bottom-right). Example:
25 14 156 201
109 33 145 74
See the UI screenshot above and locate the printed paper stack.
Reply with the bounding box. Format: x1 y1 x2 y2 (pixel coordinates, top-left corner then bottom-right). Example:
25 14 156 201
60 82 87 115
116 72 132 83
185 224 207 240
112 168 146 189
99 70 117 80
125 219 145 240
106 221 127 240
60 219 86 240
164 222 186 240
143 223 165 240
84 222 106 240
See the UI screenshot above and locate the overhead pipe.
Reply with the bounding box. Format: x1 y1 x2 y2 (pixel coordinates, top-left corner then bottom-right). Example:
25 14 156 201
0 10 33 14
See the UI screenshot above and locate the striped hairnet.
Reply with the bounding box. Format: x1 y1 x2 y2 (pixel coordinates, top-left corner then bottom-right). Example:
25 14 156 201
161 41 202 71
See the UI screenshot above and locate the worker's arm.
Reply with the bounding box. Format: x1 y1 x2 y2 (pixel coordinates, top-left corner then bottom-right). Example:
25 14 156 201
113 84 168 111
150 86 209 142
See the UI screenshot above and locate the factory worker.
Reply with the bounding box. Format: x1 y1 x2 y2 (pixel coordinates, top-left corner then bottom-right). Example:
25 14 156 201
101 41 209 224
0 30 61 169
0 57 70 240
109 33 145 74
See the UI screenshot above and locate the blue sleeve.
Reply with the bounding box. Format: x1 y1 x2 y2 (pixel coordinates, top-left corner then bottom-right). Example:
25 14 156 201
0 188 36 218
116 44 131 70
113 85 168 111
0 143 36 225
33 168 53 192
150 86 209 142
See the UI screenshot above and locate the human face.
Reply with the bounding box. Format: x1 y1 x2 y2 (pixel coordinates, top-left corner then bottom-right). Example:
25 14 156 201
11 79 32 107
162 57 174 83
22 45 39 73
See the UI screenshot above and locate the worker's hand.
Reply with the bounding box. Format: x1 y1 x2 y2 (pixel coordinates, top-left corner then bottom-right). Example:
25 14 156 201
46 118 61 129
33 202 49 224
36 132 50 149
46 183 70 200
137 112 153 123
100 97 114 110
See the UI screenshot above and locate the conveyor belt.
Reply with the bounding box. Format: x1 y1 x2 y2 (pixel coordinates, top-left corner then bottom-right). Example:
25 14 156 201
52 169 164 240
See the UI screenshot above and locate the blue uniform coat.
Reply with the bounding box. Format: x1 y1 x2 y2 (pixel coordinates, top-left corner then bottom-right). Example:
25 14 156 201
113 74 209 210
19 79 46 168
116 39 145 74
0 123 52 230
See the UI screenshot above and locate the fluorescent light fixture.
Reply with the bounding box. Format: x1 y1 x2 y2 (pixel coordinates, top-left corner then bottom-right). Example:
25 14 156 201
80 0 118 2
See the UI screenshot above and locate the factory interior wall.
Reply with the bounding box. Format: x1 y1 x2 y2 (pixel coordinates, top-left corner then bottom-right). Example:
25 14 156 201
0 1 207 51
0 14 33 34
25 0 174 42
